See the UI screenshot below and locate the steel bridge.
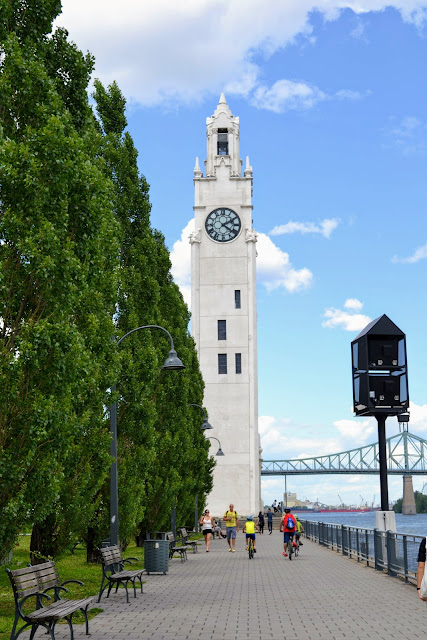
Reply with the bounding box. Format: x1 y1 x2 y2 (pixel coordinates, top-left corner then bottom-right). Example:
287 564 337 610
261 431 427 476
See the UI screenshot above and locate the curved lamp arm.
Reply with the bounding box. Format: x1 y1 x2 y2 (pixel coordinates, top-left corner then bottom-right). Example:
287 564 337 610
207 436 224 456
117 324 173 348
109 324 184 547
117 325 184 370
188 403 213 430
188 403 207 419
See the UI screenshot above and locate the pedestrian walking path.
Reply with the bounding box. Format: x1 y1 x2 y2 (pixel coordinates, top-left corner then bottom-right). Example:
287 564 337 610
22 531 426 639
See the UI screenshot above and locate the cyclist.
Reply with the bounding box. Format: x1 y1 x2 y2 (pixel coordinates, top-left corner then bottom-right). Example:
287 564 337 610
295 516 304 548
243 515 260 553
280 508 296 557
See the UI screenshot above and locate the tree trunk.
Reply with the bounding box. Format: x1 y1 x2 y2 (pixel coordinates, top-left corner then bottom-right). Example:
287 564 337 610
136 525 146 547
86 527 100 563
30 517 57 564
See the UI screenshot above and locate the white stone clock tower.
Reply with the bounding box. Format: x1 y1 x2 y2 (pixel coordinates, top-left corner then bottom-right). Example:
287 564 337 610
190 94 261 516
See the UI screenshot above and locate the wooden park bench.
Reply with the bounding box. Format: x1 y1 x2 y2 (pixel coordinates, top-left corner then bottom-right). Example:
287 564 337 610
166 532 190 562
179 527 199 553
97 545 144 604
7 560 93 640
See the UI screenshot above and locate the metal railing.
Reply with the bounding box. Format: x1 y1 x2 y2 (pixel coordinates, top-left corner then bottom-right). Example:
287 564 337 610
302 519 423 585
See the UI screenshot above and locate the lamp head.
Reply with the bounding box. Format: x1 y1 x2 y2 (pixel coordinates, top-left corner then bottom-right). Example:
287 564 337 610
201 418 213 430
162 349 185 370
216 447 225 457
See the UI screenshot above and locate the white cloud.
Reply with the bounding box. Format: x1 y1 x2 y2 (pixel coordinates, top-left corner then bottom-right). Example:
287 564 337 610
170 222 313 300
344 298 363 312
335 89 365 100
170 219 194 308
250 79 326 113
256 232 313 293
56 1 426 108
333 418 376 445
407 401 427 433
270 218 339 238
322 299 371 331
259 413 378 462
392 242 427 264
383 116 427 154
350 19 368 40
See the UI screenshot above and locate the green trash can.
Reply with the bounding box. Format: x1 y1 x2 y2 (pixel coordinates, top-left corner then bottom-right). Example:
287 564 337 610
144 533 169 574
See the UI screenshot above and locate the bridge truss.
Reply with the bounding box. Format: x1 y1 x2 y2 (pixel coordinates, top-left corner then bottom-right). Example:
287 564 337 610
261 431 427 476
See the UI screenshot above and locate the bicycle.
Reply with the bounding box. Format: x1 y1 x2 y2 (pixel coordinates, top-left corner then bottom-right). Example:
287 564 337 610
288 535 294 560
248 537 254 559
293 538 299 557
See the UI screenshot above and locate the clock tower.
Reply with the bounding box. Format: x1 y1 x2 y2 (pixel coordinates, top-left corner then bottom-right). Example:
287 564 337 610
190 94 261 516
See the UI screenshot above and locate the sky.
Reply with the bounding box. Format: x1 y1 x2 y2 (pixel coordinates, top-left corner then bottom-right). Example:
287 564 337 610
56 0 427 508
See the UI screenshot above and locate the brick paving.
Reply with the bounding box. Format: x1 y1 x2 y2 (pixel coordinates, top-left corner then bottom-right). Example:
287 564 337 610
20 531 427 639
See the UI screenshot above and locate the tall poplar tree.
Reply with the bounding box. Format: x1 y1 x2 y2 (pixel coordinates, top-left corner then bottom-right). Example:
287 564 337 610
0 1 119 558
93 81 213 546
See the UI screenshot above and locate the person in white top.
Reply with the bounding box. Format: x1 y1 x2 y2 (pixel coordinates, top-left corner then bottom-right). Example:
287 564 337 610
199 509 213 552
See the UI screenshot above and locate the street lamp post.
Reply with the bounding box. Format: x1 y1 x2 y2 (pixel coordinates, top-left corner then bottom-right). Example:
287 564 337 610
351 314 409 533
188 403 213 430
109 325 184 546
207 436 225 457
188 404 212 533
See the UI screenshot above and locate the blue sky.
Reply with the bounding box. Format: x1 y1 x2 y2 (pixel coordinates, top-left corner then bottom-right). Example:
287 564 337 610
57 1 427 508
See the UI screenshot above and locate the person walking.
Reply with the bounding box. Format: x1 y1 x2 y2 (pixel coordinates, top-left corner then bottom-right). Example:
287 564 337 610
224 503 239 552
199 509 214 552
280 507 296 557
416 538 427 600
257 511 265 534
267 508 273 534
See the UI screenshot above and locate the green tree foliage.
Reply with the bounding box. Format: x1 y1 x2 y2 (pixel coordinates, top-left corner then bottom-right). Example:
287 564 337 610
393 490 427 514
0 0 212 560
0 2 120 559
92 80 214 547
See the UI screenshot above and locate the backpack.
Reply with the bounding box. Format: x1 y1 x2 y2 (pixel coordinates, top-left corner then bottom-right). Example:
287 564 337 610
285 516 295 530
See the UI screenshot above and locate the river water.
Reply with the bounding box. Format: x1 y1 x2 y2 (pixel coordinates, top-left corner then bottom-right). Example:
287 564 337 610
300 510 427 537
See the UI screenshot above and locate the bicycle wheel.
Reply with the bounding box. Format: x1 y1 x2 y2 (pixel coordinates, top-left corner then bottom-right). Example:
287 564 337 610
249 539 254 559
294 540 299 557
288 538 293 560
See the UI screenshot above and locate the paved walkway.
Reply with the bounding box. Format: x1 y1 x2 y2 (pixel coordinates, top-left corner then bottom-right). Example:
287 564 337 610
24 531 426 639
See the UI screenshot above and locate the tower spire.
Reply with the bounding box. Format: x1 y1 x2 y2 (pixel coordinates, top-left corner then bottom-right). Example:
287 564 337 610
194 156 203 178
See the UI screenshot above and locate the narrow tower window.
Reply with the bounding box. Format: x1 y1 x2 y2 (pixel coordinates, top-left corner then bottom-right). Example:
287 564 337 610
218 354 227 374
234 290 241 309
235 353 242 374
217 128 228 155
218 320 227 340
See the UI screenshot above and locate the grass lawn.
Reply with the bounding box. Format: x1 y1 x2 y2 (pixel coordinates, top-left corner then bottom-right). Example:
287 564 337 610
0 534 145 640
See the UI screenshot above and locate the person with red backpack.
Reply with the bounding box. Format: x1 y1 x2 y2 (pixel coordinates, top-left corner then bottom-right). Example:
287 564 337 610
279 508 296 557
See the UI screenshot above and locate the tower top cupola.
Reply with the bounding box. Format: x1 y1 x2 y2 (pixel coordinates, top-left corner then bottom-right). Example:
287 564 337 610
204 93 242 178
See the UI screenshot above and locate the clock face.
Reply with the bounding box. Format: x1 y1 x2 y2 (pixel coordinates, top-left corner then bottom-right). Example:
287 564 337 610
205 208 241 242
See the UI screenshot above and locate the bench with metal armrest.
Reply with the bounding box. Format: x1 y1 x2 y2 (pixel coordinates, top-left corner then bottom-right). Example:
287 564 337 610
179 527 200 553
97 545 144 603
7 560 94 640
166 532 191 562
